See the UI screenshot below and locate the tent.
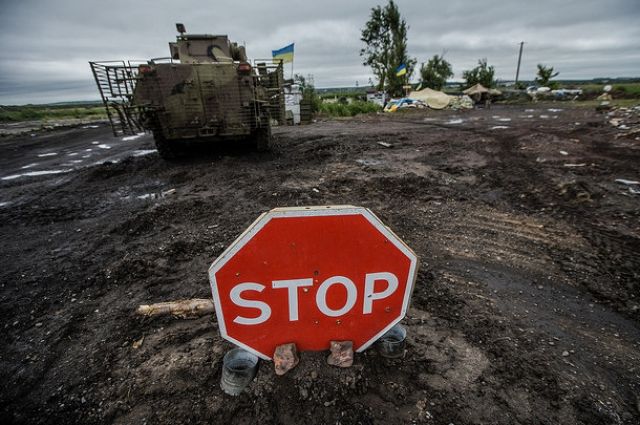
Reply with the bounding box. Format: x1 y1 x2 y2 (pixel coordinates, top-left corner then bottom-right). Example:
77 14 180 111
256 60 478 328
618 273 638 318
463 83 489 96
408 87 451 110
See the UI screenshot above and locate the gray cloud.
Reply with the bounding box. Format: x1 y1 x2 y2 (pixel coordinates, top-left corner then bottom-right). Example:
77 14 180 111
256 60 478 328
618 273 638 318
1 0 638 104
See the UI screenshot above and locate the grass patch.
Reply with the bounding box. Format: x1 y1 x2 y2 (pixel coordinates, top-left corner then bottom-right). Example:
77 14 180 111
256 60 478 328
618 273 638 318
612 83 640 97
0 104 107 123
318 101 381 117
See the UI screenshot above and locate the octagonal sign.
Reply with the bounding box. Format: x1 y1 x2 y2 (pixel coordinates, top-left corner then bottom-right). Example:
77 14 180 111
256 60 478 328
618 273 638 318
208 206 418 360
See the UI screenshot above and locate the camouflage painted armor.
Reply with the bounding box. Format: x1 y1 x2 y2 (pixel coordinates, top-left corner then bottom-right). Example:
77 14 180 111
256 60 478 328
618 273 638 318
90 25 284 159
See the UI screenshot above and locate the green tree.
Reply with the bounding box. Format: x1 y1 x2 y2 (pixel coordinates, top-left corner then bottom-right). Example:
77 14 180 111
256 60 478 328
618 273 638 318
535 64 559 88
360 0 416 97
420 54 454 90
462 58 496 88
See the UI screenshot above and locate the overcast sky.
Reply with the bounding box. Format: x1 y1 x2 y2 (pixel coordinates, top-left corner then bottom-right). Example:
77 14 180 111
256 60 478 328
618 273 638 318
1 0 638 104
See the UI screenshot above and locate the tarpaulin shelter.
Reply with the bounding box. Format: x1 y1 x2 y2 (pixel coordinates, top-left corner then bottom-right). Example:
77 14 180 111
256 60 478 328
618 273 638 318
408 87 451 110
463 83 489 96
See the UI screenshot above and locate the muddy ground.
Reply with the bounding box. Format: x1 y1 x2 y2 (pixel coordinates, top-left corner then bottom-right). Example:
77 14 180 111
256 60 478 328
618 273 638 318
1 105 639 424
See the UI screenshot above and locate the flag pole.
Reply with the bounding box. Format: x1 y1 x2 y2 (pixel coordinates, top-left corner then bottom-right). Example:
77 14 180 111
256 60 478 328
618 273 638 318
291 42 295 80
405 70 409 97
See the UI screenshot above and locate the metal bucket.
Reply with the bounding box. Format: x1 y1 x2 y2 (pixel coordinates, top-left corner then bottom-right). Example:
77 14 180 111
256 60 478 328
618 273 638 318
376 324 407 358
220 348 259 396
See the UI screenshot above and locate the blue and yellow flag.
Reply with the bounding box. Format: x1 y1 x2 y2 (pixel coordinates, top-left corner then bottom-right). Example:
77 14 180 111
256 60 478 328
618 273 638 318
272 43 294 63
395 64 407 77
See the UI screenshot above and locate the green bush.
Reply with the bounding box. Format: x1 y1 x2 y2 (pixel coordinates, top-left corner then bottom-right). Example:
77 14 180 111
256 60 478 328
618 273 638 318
318 100 381 117
613 84 640 97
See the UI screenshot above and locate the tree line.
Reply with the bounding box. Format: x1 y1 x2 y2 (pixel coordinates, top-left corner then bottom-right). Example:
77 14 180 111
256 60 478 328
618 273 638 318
360 1 559 97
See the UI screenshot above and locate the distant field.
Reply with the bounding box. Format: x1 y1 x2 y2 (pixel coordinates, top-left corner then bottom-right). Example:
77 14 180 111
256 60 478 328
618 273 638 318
572 82 640 98
0 104 107 123
318 81 640 99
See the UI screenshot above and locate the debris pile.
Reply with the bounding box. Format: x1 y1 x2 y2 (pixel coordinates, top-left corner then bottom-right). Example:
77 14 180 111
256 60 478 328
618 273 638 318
384 87 474 112
383 97 427 112
527 86 583 101
449 95 474 110
606 105 640 139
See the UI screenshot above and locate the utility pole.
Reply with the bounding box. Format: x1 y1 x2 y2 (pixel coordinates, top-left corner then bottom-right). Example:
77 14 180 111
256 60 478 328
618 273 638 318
515 41 525 86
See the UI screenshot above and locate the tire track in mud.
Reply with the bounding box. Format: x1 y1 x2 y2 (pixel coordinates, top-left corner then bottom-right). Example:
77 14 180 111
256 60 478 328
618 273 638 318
431 206 585 275
472 123 640 321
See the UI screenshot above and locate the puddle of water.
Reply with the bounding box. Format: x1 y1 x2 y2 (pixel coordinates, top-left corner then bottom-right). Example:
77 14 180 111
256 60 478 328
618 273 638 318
37 152 58 157
2 175 22 180
68 152 78 156
132 149 157 157
564 163 587 168
85 148 92 152
22 169 72 177
446 118 464 125
21 163 38 169
122 132 145 141
540 115 550 119
548 108 563 112
2 169 73 180
490 125 509 130
70 160 83 164
136 189 176 201
0 201 10 207
93 159 120 166
82 125 100 129
91 141 100 145
497 118 511 122
98 144 111 149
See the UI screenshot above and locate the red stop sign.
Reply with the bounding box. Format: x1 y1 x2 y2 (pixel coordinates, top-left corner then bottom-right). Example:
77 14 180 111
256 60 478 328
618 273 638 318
208 206 418 360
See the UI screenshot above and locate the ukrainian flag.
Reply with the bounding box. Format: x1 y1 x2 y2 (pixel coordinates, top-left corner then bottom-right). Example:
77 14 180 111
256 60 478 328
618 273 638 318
272 43 294 63
395 64 407 77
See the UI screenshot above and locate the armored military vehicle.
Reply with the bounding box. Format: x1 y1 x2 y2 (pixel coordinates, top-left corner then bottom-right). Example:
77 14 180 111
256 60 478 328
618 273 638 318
90 24 285 159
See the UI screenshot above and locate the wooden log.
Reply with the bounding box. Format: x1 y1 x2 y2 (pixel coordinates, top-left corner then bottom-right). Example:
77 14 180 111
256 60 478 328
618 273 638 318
136 298 214 318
